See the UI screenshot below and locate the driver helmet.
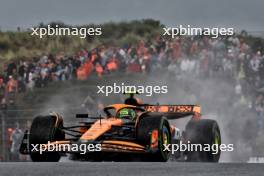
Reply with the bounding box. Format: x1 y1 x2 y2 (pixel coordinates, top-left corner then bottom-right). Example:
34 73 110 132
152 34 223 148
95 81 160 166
117 108 136 120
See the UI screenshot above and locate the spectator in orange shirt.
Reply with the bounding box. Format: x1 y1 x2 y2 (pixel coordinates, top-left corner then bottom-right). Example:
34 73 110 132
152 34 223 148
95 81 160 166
95 63 104 78
6 75 18 105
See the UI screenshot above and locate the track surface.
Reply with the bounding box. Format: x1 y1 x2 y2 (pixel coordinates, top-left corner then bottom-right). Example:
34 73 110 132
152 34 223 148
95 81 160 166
0 162 263 176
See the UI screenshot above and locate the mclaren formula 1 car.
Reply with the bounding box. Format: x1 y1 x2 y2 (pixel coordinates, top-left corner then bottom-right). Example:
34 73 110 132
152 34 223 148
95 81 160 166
20 103 221 162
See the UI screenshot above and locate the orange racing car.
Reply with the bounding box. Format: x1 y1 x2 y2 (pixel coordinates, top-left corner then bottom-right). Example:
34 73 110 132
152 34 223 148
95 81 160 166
20 101 221 162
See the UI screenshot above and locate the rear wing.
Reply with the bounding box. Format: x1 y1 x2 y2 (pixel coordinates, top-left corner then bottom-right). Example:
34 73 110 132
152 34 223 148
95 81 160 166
143 105 201 119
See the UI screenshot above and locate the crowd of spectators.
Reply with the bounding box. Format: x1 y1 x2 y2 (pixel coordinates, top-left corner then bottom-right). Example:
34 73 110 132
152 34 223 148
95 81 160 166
0 35 264 127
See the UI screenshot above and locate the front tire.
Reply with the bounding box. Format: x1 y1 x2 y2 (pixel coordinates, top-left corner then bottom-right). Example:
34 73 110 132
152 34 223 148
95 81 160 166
137 114 171 161
29 115 65 162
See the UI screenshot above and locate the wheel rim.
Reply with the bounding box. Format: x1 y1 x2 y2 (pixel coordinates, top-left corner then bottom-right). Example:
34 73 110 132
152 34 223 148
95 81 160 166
162 127 169 145
159 124 170 160
213 131 220 145
213 130 221 157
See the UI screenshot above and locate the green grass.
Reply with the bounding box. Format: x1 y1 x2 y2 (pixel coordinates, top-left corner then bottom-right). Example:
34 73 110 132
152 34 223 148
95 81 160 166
0 19 163 63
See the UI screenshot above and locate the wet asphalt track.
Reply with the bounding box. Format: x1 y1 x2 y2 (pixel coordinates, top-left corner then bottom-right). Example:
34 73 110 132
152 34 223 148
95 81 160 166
0 162 263 176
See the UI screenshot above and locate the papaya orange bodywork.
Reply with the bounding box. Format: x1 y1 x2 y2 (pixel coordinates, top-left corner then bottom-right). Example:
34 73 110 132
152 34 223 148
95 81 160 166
80 118 122 140
101 140 146 153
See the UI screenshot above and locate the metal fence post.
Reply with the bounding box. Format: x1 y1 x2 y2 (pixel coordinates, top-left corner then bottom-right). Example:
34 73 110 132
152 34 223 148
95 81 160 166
1 111 6 161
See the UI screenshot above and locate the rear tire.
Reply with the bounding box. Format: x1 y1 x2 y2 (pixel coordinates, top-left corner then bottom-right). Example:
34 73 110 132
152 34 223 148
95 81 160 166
137 114 171 161
185 119 221 162
29 115 65 162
